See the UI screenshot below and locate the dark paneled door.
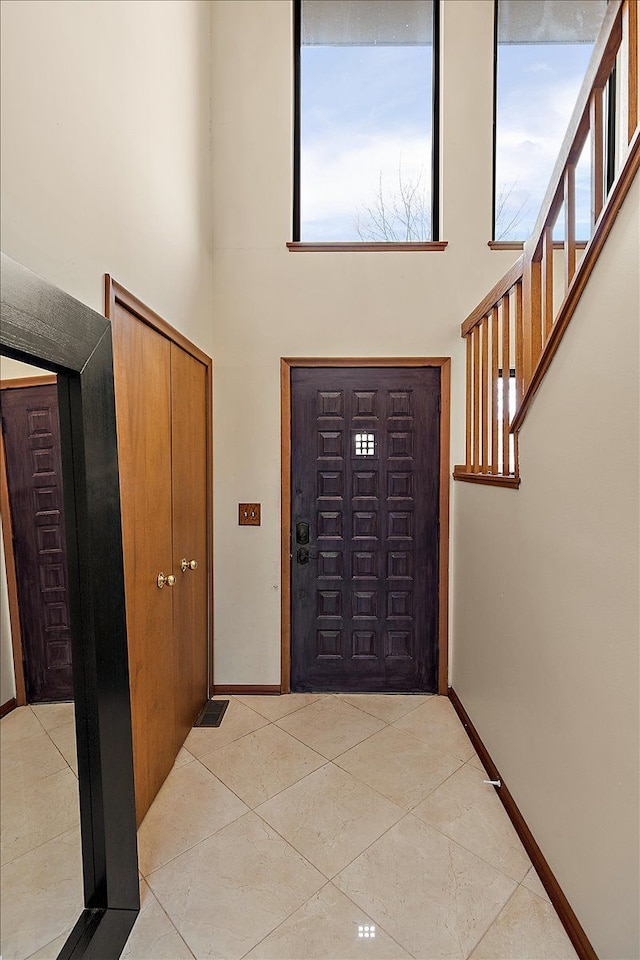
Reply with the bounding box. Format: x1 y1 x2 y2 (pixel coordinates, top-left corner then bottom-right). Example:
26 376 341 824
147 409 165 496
291 367 440 693
1 384 73 701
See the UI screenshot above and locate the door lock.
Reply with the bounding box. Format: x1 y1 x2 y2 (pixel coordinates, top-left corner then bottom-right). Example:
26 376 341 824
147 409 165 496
157 572 176 588
296 547 318 564
180 558 199 573
296 521 310 545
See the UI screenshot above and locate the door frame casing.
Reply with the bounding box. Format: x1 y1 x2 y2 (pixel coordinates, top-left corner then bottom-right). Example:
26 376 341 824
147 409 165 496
281 357 451 696
1 374 59 707
104 277 215 694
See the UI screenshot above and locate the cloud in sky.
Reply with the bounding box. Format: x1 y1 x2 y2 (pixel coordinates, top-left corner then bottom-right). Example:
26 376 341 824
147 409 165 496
300 44 432 241
495 42 594 239
299 40 595 242
301 134 430 231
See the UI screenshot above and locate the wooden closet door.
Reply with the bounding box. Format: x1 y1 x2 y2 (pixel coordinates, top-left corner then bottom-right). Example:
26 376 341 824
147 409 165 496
112 305 175 825
171 344 208 748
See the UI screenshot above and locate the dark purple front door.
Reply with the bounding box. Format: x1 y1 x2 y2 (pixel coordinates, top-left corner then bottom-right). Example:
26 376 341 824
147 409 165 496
1 384 73 701
291 367 440 693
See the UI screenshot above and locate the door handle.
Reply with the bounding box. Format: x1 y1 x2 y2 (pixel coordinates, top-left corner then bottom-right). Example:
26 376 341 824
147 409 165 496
157 572 176 588
180 558 199 573
296 547 318 565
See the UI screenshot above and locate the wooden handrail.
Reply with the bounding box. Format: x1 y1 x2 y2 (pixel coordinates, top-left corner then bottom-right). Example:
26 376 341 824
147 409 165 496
525 0 624 262
456 0 639 486
461 257 523 337
512 128 640 433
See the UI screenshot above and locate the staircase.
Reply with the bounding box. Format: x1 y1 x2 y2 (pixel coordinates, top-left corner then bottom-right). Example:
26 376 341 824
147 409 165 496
454 0 639 487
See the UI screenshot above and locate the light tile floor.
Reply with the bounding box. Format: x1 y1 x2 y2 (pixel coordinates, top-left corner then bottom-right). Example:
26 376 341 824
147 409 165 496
1 695 578 960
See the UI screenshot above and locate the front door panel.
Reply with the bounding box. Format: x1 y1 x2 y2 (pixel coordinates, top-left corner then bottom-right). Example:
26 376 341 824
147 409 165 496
1 384 73 701
291 367 440 692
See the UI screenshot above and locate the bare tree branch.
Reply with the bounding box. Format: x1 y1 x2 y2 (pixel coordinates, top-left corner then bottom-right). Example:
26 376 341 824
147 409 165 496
355 162 431 242
495 180 530 240
356 167 530 243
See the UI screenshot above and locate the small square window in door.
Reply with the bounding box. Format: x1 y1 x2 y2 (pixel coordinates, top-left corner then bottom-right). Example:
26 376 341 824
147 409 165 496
354 433 375 456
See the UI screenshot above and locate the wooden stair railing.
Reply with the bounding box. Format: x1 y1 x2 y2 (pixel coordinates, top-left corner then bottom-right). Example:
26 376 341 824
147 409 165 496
455 0 639 487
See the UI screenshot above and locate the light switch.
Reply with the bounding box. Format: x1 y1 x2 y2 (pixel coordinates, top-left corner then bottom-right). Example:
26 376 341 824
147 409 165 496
239 503 261 526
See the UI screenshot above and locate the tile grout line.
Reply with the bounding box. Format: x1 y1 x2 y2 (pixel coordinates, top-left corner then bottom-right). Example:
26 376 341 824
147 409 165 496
329 880 421 960
194 720 328 783
271 703 392 762
142 739 355 883
243 711 422 817
143 702 493 867
135 878 197 960
233 693 322 723
333 741 467 809
144 800 339 960
187 723 331 811
237 714 529 954
234 879 336 960
141 783 250 881
142 697 530 960
142 720 289 880
329 719 476 813
324 807 522 960
237 877 413 960
8 697 528 960
398 758 534 886
461 881 524 960
23 927 73 960
181 698 455 809
183 721 271 761
176 705 490 886
260 754 403 817
1 818 81 870
45 728 77 777
30 703 78 776
332 692 438 724
187 699 478 818
392 730 534 885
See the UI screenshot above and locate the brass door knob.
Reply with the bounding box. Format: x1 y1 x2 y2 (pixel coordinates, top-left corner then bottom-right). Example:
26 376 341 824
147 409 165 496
180 558 199 573
157 572 176 589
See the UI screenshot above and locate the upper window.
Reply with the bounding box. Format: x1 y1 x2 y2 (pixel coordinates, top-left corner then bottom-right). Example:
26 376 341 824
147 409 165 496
294 0 439 243
493 0 607 242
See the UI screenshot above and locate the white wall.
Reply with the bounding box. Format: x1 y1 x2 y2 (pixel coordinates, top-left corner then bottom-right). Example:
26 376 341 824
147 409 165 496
210 0 516 683
1 0 213 356
1 0 213 701
1 0 520 690
452 174 640 960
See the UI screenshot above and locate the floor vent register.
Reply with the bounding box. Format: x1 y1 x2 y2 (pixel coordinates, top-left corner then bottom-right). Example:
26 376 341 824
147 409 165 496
193 699 229 728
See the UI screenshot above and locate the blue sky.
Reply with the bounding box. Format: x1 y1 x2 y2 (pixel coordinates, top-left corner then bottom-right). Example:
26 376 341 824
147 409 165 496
496 43 594 241
300 40 594 242
300 44 432 241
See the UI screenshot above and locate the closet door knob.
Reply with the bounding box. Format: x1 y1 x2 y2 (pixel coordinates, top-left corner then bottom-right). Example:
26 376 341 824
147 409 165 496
180 558 198 573
157 572 176 588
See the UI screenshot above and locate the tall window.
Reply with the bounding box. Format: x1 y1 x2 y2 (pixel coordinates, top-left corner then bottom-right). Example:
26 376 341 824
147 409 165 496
494 0 607 242
294 0 439 243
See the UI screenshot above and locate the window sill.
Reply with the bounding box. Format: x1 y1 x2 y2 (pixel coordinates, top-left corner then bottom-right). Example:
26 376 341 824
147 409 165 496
488 240 588 251
286 241 448 252
453 467 520 489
